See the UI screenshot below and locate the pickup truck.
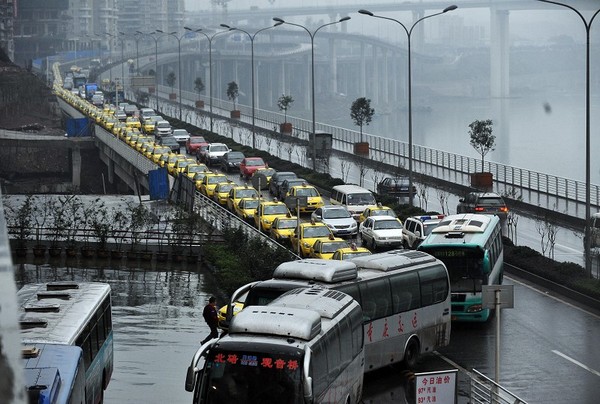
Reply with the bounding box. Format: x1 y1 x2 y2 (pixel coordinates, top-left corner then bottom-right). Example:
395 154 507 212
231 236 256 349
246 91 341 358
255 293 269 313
205 143 231 167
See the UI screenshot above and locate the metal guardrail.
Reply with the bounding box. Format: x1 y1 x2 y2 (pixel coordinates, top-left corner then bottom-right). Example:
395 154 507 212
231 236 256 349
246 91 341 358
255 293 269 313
470 369 528 404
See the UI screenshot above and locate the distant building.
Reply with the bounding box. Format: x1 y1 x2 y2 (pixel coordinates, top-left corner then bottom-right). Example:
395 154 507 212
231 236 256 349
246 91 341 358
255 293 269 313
0 0 15 62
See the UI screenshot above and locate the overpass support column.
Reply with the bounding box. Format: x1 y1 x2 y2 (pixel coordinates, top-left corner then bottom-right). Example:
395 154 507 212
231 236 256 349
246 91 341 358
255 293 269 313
329 37 338 95
490 8 510 98
412 10 425 50
71 145 81 191
360 42 366 96
372 45 379 106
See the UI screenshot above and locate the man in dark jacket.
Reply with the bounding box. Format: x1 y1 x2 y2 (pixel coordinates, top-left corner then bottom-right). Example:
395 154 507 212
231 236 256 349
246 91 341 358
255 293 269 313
201 296 219 344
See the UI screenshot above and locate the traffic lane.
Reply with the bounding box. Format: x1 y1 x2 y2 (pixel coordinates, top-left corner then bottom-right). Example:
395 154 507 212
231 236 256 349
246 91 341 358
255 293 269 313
437 277 600 403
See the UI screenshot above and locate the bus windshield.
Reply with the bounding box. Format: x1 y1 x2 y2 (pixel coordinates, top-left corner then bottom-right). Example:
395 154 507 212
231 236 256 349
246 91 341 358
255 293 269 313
202 346 304 404
424 247 485 293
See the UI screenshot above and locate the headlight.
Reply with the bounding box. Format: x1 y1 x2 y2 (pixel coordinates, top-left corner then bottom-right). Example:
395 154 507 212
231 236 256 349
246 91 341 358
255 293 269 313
466 304 483 313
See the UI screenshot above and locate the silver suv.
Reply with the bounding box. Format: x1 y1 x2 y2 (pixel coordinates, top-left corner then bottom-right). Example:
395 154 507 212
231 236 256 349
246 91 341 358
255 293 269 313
402 214 445 249
456 192 508 221
311 205 358 238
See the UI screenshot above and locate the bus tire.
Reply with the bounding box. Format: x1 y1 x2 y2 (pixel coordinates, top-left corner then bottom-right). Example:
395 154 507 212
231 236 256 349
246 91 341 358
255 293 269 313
404 338 420 369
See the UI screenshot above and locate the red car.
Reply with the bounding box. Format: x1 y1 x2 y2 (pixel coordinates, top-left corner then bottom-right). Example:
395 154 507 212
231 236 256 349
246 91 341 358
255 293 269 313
185 136 207 154
239 157 267 180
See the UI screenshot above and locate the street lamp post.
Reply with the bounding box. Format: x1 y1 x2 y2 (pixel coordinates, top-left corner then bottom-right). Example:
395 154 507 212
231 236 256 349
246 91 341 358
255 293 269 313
157 30 183 121
273 16 351 171
220 22 282 150
103 33 114 98
184 27 230 133
118 32 126 99
137 31 160 111
537 0 600 277
359 6 457 206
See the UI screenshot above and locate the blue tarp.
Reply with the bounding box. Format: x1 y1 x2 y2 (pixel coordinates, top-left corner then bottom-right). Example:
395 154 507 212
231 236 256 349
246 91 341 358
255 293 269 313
148 168 169 200
65 118 91 137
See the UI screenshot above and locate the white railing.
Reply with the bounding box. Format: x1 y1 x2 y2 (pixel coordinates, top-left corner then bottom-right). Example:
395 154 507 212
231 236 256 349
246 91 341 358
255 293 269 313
470 369 528 404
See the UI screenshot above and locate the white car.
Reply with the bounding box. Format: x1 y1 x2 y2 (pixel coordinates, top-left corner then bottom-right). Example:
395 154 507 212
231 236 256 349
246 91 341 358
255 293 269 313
402 214 445 249
154 120 172 137
311 205 358 238
172 129 190 145
359 216 404 251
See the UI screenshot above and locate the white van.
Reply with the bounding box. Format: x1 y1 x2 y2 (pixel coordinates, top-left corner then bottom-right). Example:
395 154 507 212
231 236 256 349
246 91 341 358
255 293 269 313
330 184 377 221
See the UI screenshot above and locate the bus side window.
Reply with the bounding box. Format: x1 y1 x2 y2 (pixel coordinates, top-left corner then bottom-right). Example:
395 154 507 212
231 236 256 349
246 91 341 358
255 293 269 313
390 272 420 311
360 279 391 319
310 341 328 397
419 265 449 305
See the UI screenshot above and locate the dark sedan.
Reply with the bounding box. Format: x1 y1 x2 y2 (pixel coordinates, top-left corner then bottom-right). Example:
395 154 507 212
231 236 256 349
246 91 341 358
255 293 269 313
219 151 245 173
157 136 180 153
377 177 416 197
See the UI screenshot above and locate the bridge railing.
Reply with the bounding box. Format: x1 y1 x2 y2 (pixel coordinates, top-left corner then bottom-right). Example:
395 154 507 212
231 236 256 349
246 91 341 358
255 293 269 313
94 126 156 174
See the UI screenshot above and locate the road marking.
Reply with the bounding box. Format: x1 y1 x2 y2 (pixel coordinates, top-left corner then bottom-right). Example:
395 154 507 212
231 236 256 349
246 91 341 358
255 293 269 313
552 350 600 377
506 276 600 319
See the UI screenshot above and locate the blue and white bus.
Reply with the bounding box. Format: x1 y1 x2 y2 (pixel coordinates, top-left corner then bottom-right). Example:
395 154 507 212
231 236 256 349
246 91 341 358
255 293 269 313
418 213 504 322
222 250 451 371
186 288 364 404
22 343 86 404
17 282 114 404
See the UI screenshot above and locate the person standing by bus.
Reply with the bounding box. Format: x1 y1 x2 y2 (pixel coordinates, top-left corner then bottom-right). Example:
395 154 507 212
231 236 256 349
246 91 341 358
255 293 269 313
201 296 218 344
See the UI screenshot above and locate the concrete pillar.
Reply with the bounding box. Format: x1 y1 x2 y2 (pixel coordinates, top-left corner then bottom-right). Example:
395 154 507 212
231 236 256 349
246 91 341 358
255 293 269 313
412 10 425 51
490 8 510 99
372 45 379 104
360 42 366 96
329 37 338 95
382 49 389 104
71 145 81 191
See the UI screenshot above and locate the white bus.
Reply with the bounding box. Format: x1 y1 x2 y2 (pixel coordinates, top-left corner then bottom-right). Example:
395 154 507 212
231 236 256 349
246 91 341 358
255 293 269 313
223 250 451 371
17 282 114 404
185 287 364 404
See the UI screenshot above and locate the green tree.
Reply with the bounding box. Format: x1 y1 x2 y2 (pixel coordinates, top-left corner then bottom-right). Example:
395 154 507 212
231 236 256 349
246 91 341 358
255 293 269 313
166 71 176 94
277 94 294 123
194 77 205 94
468 119 495 170
350 97 375 143
227 81 239 110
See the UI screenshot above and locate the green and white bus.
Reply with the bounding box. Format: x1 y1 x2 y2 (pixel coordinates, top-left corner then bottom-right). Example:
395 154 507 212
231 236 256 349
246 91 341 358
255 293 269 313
418 213 504 322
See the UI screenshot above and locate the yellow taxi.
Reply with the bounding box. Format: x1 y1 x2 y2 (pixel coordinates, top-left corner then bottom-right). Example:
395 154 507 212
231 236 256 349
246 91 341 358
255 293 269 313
142 118 156 134
285 183 324 213
212 181 236 206
309 236 349 260
269 215 299 245
112 122 127 137
126 133 140 147
290 220 334 258
102 116 118 131
125 116 141 129
134 136 152 153
199 173 229 198
141 141 158 159
150 146 171 164
184 163 209 180
331 243 372 260
358 203 398 223
158 153 173 168
173 158 197 176
226 185 259 212
251 167 276 190
234 197 261 223
121 128 139 143
254 200 290 232
217 301 244 330
193 171 212 190
166 154 187 175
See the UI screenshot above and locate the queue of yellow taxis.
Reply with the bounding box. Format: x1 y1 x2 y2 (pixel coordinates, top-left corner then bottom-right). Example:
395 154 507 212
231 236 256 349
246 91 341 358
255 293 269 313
254 200 290 232
331 243 372 260
226 185 259 212
309 236 349 259
212 181 236 206
199 173 229 197
150 146 171 164
285 183 324 213
269 215 299 246
358 203 398 223
290 220 334 258
234 197 261 223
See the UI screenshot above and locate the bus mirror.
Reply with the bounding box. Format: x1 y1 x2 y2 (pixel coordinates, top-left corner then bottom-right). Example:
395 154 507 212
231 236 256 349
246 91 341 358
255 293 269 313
303 377 313 403
184 366 196 392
